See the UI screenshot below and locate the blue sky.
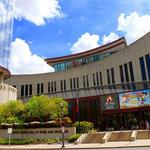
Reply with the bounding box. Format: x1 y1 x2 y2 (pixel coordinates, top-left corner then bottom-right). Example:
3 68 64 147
4 0 150 74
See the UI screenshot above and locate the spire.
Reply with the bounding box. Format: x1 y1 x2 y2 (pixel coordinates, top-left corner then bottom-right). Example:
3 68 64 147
0 0 14 69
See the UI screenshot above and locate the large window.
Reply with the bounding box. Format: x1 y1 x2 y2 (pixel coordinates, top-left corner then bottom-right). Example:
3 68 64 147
139 57 147 81
53 52 113 72
111 68 115 84
29 84 32 96
83 76 86 88
107 69 111 84
93 73 96 86
119 65 124 83
145 54 150 80
21 85 24 97
124 63 129 82
96 72 99 85
99 72 103 85
70 78 73 90
129 61 135 82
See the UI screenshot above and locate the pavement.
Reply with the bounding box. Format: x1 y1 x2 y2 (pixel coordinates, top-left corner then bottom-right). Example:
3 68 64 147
0 140 150 150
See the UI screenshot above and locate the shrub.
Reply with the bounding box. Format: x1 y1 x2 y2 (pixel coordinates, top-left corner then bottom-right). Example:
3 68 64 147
0 138 37 145
73 121 94 133
47 138 60 144
68 134 80 143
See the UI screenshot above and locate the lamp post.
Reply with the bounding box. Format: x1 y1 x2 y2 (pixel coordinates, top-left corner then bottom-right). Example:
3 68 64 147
75 89 80 133
60 103 65 148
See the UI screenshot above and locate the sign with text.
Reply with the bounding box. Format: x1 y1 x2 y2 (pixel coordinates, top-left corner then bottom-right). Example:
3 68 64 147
119 89 150 109
8 128 12 134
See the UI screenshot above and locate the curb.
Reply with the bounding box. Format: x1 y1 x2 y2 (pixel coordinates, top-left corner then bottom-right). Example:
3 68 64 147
0 144 150 150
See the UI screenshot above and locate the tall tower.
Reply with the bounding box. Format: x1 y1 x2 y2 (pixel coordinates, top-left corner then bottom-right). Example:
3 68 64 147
0 0 14 82
0 0 17 103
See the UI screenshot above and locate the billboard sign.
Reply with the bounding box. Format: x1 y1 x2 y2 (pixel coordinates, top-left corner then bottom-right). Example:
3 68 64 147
101 94 118 111
119 89 150 109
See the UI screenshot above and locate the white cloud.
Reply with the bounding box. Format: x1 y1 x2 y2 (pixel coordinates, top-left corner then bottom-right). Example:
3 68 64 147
71 32 99 54
10 38 54 74
102 32 119 45
118 12 150 43
14 0 63 26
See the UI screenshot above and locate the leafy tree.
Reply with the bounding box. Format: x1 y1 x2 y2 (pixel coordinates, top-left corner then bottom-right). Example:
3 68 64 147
0 100 25 124
49 97 68 120
25 96 68 122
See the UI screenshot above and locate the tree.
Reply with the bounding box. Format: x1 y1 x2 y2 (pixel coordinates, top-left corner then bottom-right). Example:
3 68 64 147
0 100 25 124
25 96 68 122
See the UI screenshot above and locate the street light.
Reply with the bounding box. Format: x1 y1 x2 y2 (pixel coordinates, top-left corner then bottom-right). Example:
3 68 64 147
75 89 80 133
60 103 65 148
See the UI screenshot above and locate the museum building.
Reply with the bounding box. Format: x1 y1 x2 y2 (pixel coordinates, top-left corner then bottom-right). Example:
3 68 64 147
6 32 150 130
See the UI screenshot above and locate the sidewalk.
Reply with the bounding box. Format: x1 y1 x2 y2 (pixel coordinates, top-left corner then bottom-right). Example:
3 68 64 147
0 140 150 150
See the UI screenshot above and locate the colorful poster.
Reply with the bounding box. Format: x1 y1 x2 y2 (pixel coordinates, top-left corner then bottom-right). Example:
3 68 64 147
101 94 118 111
119 89 150 109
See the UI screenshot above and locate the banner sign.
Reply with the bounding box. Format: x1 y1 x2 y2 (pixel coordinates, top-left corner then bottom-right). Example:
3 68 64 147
119 89 150 109
101 94 118 111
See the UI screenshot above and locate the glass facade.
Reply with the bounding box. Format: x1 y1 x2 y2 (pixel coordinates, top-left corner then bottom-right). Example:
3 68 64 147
0 0 14 69
53 52 112 72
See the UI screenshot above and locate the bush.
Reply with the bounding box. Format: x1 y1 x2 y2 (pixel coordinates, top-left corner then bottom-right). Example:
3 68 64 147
73 121 94 133
47 138 60 144
68 134 80 143
0 138 37 145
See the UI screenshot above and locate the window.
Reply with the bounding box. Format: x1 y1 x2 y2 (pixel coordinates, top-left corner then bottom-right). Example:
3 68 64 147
64 80 66 90
51 82 53 92
124 63 129 82
41 83 44 94
106 69 111 84
21 85 24 97
37 84 40 94
76 77 79 89
129 61 135 82
93 73 96 86
29 84 32 96
99 72 103 85
119 65 124 83
86 75 89 87
83 76 86 88
54 81 57 91
145 54 150 80
73 78 76 89
139 57 147 81
25 85 28 96
60 80 63 91
70 78 72 90
48 82 50 93
111 68 115 84
96 72 99 85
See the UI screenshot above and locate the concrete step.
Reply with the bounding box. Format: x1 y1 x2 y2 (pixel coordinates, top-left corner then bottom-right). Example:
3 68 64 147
136 130 150 139
82 132 105 143
108 131 131 142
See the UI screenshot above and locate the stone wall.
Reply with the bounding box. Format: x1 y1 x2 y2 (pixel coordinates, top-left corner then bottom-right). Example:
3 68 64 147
0 127 76 139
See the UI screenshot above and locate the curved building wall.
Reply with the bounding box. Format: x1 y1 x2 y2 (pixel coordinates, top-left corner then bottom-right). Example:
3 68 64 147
6 32 150 101
0 83 17 103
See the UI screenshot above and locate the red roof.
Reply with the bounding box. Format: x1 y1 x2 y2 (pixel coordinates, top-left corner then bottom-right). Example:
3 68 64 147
0 66 10 80
45 37 127 65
